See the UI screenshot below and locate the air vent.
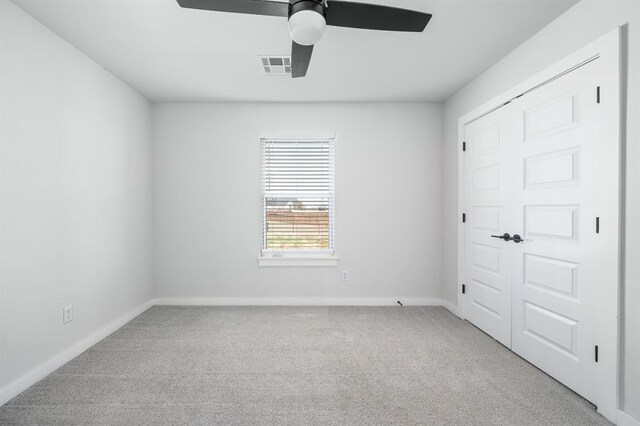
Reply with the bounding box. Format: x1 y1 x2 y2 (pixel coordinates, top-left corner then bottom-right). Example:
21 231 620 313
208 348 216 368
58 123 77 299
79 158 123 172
259 56 292 75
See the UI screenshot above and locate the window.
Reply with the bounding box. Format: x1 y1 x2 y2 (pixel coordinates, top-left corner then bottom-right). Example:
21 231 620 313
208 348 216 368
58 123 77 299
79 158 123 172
260 136 336 266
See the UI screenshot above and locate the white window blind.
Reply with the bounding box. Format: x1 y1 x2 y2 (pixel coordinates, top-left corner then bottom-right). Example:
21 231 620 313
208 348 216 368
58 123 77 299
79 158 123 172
261 137 335 255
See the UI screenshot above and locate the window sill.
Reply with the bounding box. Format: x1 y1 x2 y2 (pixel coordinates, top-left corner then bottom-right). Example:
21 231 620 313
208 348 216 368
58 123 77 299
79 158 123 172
258 256 339 267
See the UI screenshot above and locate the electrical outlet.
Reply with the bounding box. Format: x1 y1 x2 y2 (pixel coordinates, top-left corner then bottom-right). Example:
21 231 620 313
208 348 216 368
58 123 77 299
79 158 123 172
63 305 73 324
342 270 349 281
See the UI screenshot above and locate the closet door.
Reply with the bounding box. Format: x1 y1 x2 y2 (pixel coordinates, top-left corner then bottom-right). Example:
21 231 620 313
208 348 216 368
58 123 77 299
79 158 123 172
462 104 516 348
509 60 601 403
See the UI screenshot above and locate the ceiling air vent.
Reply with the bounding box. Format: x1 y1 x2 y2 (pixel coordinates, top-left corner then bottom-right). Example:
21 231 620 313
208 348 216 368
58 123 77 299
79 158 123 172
259 56 291 75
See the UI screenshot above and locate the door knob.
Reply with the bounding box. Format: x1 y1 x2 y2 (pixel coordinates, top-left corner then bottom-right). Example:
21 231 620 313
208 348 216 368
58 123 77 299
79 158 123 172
511 234 523 243
491 233 511 241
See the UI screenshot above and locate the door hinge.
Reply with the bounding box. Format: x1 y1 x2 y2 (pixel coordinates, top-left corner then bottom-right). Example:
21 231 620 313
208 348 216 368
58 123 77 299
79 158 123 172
597 86 601 103
462 213 466 223
596 217 600 233
462 141 467 152
595 345 599 362
462 284 466 294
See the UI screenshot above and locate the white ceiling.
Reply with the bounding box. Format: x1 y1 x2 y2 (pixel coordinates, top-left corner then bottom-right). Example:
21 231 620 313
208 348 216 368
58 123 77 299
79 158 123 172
11 0 579 102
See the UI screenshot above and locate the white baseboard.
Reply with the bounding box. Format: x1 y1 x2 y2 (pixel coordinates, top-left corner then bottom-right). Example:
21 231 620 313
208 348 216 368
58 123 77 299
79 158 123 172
441 300 461 318
0 300 153 407
618 410 640 426
152 297 444 307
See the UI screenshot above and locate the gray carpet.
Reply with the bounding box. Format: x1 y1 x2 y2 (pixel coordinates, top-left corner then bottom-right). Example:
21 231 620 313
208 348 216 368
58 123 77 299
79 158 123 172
0 306 610 425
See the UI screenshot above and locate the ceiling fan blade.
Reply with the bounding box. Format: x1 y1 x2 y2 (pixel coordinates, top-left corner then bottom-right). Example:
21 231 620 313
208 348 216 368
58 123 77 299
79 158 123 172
176 0 288 17
325 1 431 32
291 42 313 78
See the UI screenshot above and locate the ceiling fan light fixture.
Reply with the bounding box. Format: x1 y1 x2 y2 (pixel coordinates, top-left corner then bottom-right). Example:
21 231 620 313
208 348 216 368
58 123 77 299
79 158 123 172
288 2 326 46
177 0 432 79
288 9 326 45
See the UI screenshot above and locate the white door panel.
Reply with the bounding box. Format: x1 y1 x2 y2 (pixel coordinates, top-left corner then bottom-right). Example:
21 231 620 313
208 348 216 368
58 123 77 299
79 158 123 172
460 30 620 419
463 57 615 407
463 106 515 347
511 61 600 403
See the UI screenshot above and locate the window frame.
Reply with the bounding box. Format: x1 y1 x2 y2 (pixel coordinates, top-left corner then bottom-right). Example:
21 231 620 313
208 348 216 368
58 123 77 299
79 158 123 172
258 134 337 267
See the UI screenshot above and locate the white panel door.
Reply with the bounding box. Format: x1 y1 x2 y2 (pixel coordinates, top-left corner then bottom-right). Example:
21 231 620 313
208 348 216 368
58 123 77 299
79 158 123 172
463 105 515 347
510 60 601 403
460 31 620 418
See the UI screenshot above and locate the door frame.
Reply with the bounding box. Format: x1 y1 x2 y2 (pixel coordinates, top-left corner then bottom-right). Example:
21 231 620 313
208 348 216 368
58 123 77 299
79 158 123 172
456 28 621 422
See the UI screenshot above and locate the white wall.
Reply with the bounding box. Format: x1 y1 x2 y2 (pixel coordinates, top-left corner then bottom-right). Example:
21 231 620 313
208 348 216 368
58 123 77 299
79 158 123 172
153 103 443 303
441 0 639 419
0 0 153 397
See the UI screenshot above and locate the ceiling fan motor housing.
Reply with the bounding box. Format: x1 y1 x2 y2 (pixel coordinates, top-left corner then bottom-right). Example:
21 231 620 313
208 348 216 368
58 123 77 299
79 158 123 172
288 0 327 46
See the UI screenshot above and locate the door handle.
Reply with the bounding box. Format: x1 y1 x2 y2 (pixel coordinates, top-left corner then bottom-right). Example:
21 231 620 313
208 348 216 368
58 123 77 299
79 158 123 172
491 233 511 241
490 233 523 243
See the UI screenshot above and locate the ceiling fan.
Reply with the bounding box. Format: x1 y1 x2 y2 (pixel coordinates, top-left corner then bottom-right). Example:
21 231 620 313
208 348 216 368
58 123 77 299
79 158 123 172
176 0 432 78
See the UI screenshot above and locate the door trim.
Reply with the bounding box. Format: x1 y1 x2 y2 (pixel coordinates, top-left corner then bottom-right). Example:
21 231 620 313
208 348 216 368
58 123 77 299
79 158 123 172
457 28 621 422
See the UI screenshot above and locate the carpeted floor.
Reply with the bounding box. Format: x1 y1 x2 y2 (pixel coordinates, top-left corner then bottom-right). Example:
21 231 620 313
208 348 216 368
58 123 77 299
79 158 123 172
0 306 610 425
